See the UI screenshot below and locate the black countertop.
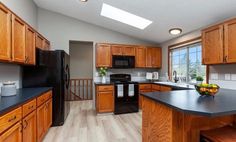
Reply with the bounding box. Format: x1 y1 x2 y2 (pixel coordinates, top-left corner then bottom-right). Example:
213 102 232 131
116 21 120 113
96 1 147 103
0 87 52 115
141 89 236 117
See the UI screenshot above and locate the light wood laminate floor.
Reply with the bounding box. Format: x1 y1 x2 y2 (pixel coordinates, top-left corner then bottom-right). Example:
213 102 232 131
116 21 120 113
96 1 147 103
43 101 142 142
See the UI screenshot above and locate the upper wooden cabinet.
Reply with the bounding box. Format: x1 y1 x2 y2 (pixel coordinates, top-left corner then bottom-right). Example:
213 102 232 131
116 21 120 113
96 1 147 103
0 3 50 65
25 26 36 65
96 43 112 67
202 18 236 65
202 24 224 64
224 19 236 63
146 47 162 68
111 45 135 56
135 46 146 68
0 4 11 62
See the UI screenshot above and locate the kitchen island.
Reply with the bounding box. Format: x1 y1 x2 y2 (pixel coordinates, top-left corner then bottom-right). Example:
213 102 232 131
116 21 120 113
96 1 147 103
141 89 236 142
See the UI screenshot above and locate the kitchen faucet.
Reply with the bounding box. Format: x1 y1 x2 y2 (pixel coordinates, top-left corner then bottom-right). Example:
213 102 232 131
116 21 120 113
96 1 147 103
173 70 179 83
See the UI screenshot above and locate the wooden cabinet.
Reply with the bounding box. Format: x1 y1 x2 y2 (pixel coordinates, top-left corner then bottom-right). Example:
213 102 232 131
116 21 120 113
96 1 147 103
111 45 135 56
0 122 22 142
160 86 172 92
44 40 50 51
25 26 36 65
151 84 161 92
96 44 112 67
37 103 45 142
36 34 44 50
96 85 114 113
202 24 224 64
139 84 152 109
135 46 146 68
146 47 162 68
0 4 11 62
202 18 236 65
23 111 36 142
12 15 26 63
224 19 236 63
45 99 52 131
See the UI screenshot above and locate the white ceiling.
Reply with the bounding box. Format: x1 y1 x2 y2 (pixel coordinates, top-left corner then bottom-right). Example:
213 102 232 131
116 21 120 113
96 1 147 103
34 0 236 44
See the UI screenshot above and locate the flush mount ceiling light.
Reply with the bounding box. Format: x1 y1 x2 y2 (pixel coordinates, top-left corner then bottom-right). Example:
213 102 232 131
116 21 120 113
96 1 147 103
80 0 88 2
101 3 153 30
169 28 182 35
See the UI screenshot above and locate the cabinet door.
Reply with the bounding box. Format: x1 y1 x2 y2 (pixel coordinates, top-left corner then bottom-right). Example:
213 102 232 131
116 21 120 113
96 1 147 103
0 4 11 61
152 48 162 68
36 34 44 50
37 104 45 142
12 15 26 63
224 19 236 63
23 111 36 142
146 47 153 68
0 122 22 142
123 46 135 56
44 99 52 131
111 45 123 55
135 46 146 68
202 25 224 64
98 91 114 113
25 26 36 65
160 86 172 92
139 89 152 109
44 40 50 51
96 44 112 67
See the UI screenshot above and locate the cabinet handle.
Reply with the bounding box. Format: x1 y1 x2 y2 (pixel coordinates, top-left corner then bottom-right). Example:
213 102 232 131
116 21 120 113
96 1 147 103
23 120 28 129
25 56 29 63
28 105 34 110
8 116 16 122
225 56 228 62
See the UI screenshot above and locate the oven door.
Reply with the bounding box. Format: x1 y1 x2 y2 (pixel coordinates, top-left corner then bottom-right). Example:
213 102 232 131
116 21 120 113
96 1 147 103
112 56 135 68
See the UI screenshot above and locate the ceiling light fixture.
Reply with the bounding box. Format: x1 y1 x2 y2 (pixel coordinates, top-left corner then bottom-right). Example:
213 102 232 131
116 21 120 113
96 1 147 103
100 3 152 30
169 28 182 35
80 0 88 2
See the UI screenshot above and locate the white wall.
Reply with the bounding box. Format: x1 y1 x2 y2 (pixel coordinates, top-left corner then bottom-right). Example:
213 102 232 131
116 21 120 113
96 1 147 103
0 0 38 92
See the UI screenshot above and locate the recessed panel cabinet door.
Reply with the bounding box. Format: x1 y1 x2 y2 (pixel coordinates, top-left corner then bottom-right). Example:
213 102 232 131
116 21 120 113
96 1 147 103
0 122 22 142
98 91 114 112
23 111 36 142
36 34 44 50
146 47 153 68
135 46 146 68
37 104 45 142
0 4 11 61
152 48 161 68
12 15 26 63
96 44 112 67
123 46 135 56
111 45 123 55
224 19 236 63
45 99 52 131
25 26 36 65
202 25 224 64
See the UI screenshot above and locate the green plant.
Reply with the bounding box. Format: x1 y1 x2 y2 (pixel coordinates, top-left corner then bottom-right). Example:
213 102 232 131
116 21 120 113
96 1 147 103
99 67 107 77
196 76 204 81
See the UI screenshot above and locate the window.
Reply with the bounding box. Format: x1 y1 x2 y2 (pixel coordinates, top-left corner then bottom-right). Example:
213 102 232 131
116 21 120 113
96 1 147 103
170 43 206 83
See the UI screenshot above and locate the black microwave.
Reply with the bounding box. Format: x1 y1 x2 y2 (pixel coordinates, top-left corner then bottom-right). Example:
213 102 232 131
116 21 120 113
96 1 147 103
112 55 135 68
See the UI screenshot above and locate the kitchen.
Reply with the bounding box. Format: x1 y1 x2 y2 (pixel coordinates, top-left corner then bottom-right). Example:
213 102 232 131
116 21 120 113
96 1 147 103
0 0 236 142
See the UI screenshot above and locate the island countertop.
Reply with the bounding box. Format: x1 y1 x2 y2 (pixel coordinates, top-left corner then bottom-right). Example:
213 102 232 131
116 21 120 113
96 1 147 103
141 89 236 117
0 87 52 115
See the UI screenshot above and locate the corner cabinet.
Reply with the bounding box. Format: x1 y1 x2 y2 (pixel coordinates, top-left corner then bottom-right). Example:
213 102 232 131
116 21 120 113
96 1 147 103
96 43 112 67
96 85 114 113
202 18 236 65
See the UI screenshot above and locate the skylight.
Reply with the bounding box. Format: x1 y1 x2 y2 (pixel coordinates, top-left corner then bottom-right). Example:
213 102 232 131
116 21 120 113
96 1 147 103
101 3 153 30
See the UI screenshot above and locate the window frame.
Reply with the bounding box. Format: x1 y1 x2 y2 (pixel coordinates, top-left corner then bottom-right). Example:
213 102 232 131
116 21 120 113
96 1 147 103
168 37 209 83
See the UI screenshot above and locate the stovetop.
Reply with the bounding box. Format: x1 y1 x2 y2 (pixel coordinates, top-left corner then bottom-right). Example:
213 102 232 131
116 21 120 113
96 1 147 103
112 81 138 84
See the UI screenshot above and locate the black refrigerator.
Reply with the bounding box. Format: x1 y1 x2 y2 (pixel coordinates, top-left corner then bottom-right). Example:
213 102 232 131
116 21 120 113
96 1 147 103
22 49 70 126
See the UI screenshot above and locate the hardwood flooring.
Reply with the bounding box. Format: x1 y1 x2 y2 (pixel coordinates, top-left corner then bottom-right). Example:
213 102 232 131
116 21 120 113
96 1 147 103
43 101 142 142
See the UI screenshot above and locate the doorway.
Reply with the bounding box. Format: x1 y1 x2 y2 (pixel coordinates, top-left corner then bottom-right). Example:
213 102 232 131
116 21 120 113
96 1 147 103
69 41 93 101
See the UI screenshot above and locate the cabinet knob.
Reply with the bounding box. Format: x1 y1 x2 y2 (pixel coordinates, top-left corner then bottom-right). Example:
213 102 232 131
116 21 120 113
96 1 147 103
8 116 16 122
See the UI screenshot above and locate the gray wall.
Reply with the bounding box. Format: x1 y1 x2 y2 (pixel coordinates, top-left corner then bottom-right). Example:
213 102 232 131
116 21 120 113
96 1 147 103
0 0 38 92
69 42 93 78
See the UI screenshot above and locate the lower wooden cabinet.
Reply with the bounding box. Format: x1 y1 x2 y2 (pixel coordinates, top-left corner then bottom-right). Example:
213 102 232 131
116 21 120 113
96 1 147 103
139 84 152 109
96 85 114 113
0 122 22 142
23 111 36 142
0 90 52 142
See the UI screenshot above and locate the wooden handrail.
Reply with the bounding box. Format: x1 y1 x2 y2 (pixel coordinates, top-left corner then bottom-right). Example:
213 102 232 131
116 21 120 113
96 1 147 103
69 78 93 101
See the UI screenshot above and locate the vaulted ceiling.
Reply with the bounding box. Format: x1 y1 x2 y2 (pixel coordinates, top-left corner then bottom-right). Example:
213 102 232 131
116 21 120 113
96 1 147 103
34 0 236 43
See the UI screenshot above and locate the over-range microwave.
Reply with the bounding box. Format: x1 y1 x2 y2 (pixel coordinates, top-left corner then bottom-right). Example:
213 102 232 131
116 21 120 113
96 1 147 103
112 55 135 69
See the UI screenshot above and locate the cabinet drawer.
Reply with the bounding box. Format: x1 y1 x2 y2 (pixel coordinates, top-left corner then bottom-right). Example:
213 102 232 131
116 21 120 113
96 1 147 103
152 84 161 91
97 85 114 92
0 107 22 134
37 91 51 107
23 99 36 117
139 84 152 90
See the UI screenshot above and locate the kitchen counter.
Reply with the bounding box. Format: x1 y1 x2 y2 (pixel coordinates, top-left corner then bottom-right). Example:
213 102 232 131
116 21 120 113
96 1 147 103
0 87 52 115
141 89 236 117
94 82 114 85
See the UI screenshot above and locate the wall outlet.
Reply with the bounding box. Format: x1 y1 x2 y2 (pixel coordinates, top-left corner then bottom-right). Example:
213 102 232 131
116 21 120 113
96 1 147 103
225 74 231 80
210 73 219 80
231 74 236 81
